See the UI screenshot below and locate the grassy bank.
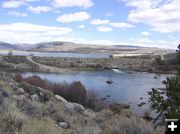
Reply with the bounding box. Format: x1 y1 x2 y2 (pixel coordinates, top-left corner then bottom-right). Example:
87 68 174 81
0 71 165 134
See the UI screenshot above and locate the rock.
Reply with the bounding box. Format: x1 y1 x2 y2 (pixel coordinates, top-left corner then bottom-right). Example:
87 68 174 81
106 80 113 84
120 109 136 118
72 103 85 112
12 94 25 100
106 95 110 98
101 97 107 100
16 88 25 95
138 102 146 107
83 109 95 118
39 92 43 97
31 94 39 102
55 95 68 104
95 113 106 124
109 103 129 114
65 102 75 112
65 102 85 113
59 122 68 129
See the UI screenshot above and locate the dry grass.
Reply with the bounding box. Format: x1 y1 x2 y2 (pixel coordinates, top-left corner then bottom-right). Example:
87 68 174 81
19 117 62 134
0 99 28 134
103 115 165 134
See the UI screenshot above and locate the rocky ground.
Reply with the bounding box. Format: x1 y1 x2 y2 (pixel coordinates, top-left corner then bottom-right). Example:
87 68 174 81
0 54 179 74
0 71 165 134
32 56 153 71
32 55 179 74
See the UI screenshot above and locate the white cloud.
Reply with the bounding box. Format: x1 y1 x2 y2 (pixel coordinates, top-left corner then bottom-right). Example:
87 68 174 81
27 6 53 13
90 19 133 29
129 37 177 48
79 25 85 29
97 26 112 32
8 11 28 17
106 12 114 17
2 0 39 8
51 0 93 8
110 22 133 29
121 0 180 33
2 1 24 8
57 12 90 23
56 37 120 45
0 23 72 43
90 19 110 25
141 31 150 36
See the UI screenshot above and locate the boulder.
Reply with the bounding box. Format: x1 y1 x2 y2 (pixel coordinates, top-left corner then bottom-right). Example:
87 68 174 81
16 88 25 95
31 94 39 102
83 109 95 118
55 95 68 104
106 80 113 84
120 109 136 118
109 103 129 114
59 122 68 129
72 103 85 112
95 113 106 124
65 102 75 112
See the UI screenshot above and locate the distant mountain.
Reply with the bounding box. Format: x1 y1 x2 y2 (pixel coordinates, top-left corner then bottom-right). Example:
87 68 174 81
115 45 144 48
0 42 18 50
0 42 36 50
0 41 162 54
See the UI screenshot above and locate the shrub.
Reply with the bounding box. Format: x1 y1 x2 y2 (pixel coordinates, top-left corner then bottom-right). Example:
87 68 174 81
148 77 180 119
0 100 27 134
17 98 43 116
14 73 23 82
24 76 47 89
20 81 38 95
85 90 108 111
19 117 62 134
50 81 87 105
15 74 108 110
103 116 162 134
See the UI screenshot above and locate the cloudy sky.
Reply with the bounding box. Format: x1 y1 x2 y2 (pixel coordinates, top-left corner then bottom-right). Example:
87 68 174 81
0 0 179 48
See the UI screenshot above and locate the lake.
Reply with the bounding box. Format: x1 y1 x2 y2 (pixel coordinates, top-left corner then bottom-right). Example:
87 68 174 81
0 50 109 58
21 69 173 117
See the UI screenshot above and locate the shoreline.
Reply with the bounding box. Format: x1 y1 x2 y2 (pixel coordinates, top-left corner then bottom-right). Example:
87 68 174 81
0 55 178 74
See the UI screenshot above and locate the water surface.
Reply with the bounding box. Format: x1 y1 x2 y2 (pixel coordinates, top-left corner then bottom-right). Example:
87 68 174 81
0 50 109 58
21 70 173 117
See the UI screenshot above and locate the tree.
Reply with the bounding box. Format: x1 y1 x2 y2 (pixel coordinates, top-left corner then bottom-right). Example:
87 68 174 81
176 44 180 64
8 50 13 56
148 77 180 121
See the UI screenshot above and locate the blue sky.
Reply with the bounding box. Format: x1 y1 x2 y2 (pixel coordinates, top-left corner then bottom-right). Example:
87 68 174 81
0 0 179 48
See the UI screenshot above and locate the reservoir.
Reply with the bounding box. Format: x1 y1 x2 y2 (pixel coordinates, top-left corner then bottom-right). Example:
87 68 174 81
21 69 173 117
0 50 109 58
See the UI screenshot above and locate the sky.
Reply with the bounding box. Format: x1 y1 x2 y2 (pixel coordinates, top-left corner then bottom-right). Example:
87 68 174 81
0 0 180 49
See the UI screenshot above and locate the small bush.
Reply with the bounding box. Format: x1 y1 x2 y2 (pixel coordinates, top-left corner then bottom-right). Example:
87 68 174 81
85 90 108 111
14 73 23 82
17 98 43 116
20 81 38 95
15 74 108 110
0 100 27 134
103 116 162 134
24 76 47 89
19 117 62 134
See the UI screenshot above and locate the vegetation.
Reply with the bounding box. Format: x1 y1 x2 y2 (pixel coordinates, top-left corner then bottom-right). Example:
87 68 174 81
8 50 13 56
148 77 180 120
103 116 164 134
14 74 107 111
0 70 166 134
177 44 180 64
